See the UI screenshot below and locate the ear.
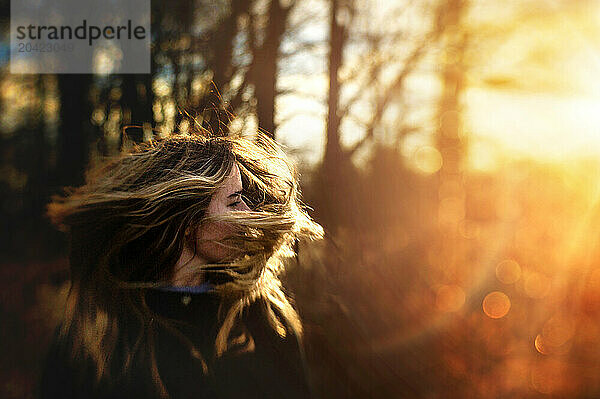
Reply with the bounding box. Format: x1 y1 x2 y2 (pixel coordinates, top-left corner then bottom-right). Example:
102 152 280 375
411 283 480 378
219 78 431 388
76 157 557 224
183 226 197 247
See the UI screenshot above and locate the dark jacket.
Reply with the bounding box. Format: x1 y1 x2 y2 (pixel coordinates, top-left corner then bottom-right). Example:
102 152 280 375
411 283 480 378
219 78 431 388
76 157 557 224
39 288 313 399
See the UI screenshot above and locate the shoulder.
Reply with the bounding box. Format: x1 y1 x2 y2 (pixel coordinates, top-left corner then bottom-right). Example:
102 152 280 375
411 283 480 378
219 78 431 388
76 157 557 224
211 297 313 399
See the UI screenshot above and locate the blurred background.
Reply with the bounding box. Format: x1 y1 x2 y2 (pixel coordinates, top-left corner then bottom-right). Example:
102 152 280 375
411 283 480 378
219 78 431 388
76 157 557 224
2 0 600 397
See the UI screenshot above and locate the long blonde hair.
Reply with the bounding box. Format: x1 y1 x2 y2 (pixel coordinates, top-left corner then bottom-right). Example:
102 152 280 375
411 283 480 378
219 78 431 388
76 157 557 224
47 132 323 397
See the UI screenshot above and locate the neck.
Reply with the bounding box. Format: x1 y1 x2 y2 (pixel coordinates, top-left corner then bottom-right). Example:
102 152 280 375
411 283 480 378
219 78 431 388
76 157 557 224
171 245 206 286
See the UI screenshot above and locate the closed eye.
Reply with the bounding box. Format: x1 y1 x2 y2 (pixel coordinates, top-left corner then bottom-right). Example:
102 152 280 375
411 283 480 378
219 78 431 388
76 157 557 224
228 194 249 209
227 190 243 200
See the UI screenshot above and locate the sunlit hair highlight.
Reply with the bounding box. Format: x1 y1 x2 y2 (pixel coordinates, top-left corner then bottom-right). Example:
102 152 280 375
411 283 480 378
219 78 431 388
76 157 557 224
47 132 323 397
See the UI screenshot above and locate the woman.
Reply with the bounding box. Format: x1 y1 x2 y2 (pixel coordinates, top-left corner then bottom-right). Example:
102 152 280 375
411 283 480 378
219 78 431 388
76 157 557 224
39 132 323 398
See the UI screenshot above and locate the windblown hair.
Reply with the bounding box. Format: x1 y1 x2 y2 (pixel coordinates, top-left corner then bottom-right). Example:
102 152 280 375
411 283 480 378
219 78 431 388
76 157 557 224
47 132 323 397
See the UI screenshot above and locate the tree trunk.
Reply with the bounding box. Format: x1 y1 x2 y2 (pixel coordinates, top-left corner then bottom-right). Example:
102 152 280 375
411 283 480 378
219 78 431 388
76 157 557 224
198 0 250 136
324 0 346 170
317 0 358 230
56 74 93 187
251 0 293 138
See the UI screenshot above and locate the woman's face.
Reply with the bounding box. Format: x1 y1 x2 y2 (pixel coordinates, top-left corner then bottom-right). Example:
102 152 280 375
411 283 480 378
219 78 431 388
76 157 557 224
195 162 250 263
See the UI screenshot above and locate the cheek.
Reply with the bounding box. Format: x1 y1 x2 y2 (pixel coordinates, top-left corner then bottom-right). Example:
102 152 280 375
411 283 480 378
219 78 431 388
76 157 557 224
197 221 237 240
195 221 239 262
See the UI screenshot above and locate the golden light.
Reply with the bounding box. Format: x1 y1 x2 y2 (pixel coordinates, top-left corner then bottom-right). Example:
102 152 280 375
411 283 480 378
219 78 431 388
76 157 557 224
534 334 550 355
458 219 481 239
413 146 443 174
495 259 522 284
587 268 600 290
542 314 575 348
530 359 572 396
534 334 572 356
438 197 465 225
482 291 511 319
435 284 466 313
578 316 600 344
153 77 172 97
501 357 530 392
438 180 463 200
523 271 551 299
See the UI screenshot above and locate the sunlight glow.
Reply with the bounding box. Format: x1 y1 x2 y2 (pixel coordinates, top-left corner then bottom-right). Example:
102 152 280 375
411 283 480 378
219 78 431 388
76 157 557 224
413 146 443 174
495 259 521 285
483 291 511 319
435 284 466 313
523 271 551 299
